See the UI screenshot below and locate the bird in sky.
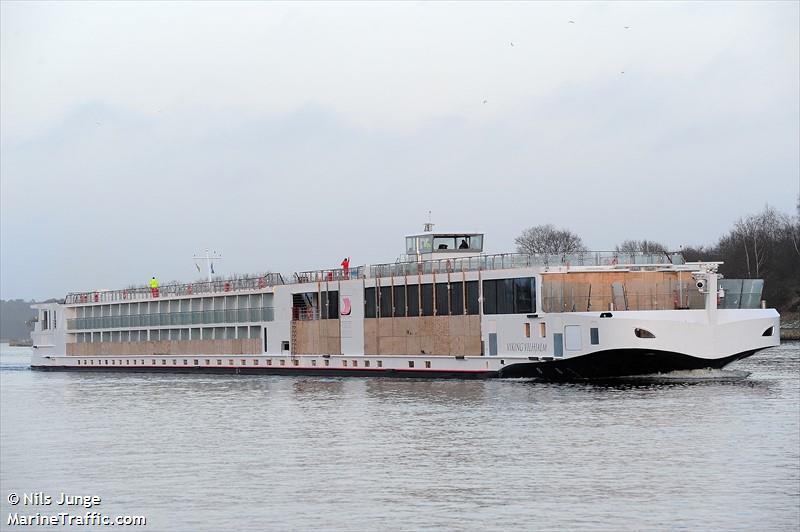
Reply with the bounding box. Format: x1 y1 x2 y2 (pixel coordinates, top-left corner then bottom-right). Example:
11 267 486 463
568 20 575 24
482 100 488 104
620 71 625 74
624 26 630 29
510 42 514 46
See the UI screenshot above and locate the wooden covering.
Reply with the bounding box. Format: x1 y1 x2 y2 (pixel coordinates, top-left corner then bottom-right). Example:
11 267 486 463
67 339 262 356
541 271 704 312
292 319 342 355
364 316 481 356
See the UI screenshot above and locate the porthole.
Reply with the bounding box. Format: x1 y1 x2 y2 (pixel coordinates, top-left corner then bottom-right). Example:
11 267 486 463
634 328 656 339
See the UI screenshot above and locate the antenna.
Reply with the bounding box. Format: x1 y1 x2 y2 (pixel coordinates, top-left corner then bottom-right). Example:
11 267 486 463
423 210 434 233
192 249 223 283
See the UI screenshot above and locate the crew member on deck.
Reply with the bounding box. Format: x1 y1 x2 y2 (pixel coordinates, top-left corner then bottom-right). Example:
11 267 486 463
341 257 350 280
150 276 159 298
459 239 469 249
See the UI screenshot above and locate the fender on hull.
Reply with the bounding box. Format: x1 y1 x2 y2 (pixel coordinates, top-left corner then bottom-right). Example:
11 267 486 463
499 348 762 380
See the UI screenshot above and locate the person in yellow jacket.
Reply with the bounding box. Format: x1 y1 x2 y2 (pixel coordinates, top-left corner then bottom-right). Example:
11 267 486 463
150 276 159 298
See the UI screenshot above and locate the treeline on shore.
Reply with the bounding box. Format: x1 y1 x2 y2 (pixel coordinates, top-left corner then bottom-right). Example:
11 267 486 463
0 299 37 341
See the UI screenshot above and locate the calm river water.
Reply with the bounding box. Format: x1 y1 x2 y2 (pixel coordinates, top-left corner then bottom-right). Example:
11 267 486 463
1 343 798 531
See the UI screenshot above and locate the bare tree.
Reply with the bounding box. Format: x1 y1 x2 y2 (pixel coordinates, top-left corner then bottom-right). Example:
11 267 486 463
732 205 790 278
515 224 587 255
615 239 668 253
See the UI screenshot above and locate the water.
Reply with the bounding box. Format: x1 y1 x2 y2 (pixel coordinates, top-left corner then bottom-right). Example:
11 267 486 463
1 343 798 531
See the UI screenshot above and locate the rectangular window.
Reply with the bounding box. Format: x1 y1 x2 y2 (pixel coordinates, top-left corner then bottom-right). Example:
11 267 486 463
483 280 497 314
324 359 330 367
408 361 415 368
393 285 406 317
421 284 434 316
590 327 599 345
539 322 546 338
514 277 534 314
364 360 370 368
311 359 316 366
450 282 464 316
435 283 449 316
498 279 514 314
321 290 339 319
377 360 383 368
466 281 479 315
407 284 420 317
379 286 392 318
483 278 536 314
525 323 531 338
425 360 431 368
364 287 377 318
267 359 272 366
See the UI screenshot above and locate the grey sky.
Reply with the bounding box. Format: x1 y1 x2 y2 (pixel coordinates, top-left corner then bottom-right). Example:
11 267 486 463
1 1 798 301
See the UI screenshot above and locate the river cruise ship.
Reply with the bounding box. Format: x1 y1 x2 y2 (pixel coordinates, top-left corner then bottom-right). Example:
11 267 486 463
30 230 780 379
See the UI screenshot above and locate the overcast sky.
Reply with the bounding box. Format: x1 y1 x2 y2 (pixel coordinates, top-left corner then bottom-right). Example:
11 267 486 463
1 1 798 300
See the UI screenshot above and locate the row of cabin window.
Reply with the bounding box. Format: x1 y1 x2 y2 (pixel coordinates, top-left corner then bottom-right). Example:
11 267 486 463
76 326 262 342
364 278 536 318
74 294 267 317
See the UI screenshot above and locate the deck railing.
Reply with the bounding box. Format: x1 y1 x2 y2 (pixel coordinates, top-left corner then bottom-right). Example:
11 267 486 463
65 251 680 305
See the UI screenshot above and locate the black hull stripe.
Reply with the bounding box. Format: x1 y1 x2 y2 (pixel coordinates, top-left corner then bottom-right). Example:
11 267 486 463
499 348 763 380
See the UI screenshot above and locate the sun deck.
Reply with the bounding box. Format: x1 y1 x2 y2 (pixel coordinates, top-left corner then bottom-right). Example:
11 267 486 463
64 251 681 305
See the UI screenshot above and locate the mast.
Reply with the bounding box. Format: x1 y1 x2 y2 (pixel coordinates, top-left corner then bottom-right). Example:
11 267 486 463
193 249 223 283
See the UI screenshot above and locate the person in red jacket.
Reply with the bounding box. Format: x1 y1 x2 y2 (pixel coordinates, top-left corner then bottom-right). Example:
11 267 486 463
341 257 350 280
